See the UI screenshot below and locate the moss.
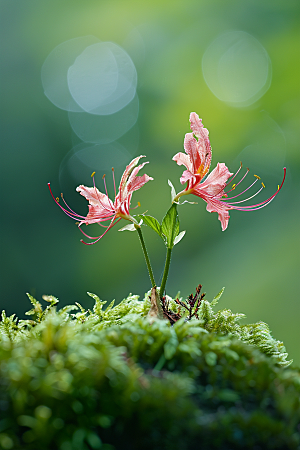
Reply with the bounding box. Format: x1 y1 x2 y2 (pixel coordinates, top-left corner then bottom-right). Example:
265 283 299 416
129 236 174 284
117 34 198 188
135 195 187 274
0 290 299 449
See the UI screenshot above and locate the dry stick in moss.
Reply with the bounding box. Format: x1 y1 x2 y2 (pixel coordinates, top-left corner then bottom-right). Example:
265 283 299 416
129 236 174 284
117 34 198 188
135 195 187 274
174 284 206 320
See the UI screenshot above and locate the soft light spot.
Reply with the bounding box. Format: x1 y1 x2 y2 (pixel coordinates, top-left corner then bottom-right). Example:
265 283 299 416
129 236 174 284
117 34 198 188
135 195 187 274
67 42 137 115
35 405 52 420
202 31 271 107
41 36 100 112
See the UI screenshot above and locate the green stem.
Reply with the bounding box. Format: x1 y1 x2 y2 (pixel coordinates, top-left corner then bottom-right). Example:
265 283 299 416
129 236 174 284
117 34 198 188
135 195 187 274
135 225 156 288
159 247 172 299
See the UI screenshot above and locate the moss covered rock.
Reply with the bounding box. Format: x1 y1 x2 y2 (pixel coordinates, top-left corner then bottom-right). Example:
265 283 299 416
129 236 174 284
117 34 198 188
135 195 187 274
0 291 299 449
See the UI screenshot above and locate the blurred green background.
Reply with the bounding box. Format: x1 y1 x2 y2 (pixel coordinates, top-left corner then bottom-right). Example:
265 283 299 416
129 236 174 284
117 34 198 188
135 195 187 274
1 0 299 362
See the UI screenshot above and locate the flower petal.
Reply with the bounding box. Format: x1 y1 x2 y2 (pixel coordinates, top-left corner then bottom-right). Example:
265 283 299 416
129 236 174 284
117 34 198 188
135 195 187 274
189 112 212 172
118 156 145 202
194 163 233 197
116 158 152 209
180 170 199 186
127 173 153 194
183 132 202 173
172 151 193 173
82 204 115 225
76 185 115 225
205 197 231 231
76 185 112 208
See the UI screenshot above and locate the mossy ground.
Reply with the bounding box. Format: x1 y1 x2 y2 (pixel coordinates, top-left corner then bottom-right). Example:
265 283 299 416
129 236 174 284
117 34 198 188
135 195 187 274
0 290 299 450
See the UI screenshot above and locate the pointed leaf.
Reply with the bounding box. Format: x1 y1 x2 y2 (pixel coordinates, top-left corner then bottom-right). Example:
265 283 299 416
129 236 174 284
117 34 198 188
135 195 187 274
161 204 179 248
211 287 225 306
137 215 161 237
75 302 86 313
26 293 38 307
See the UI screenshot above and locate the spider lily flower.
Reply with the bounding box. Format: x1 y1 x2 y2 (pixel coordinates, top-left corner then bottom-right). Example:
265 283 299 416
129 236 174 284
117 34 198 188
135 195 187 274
173 112 286 231
48 156 153 244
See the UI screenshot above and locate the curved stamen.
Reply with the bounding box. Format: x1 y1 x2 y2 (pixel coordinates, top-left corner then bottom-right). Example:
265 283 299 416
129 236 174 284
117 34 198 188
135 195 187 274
102 174 114 209
206 165 248 201
112 167 116 198
78 225 104 240
224 178 259 200
92 174 115 214
130 201 141 210
224 168 250 195
227 185 264 204
77 222 114 239
80 218 121 245
231 198 275 211
225 162 243 185
97 221 110 228
229 168 286 210
60 193 86 219
48 183 85 220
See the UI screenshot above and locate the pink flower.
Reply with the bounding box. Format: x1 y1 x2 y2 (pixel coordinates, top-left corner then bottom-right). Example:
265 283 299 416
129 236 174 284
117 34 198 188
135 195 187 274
173 112 286 231
48 156 153 244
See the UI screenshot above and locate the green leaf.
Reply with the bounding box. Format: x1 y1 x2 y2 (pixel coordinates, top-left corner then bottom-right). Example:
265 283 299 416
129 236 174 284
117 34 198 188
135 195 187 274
211 287 225 306
137 215 161 237
161 204 179 248
25 293 43 319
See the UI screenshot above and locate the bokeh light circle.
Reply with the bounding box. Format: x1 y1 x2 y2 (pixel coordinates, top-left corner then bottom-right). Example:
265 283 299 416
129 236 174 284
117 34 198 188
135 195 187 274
41 36 100 111
67 42 137 115
202 31 272 106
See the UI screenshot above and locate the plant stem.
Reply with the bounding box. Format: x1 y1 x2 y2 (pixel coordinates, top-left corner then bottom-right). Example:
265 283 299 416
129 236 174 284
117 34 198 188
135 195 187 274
135 225 156 288
159 247 172 299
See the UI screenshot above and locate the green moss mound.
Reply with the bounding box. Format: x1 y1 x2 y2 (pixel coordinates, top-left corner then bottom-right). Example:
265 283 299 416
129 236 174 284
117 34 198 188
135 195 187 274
0 291 299 450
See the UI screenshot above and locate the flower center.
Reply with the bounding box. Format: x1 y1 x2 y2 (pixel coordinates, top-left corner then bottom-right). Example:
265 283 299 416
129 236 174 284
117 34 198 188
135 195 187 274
196 163 209 180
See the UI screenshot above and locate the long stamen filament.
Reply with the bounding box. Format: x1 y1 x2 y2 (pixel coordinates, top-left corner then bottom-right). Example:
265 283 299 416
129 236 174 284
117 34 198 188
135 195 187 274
80 218 121 245
48 183 85 220
230 168 286 210
224 168 250 195
112 167 116 198
92 174 115 214
60 193 86 219
224 178 259 200
226 162 243 185
227 185 264 204
208 164 246 200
